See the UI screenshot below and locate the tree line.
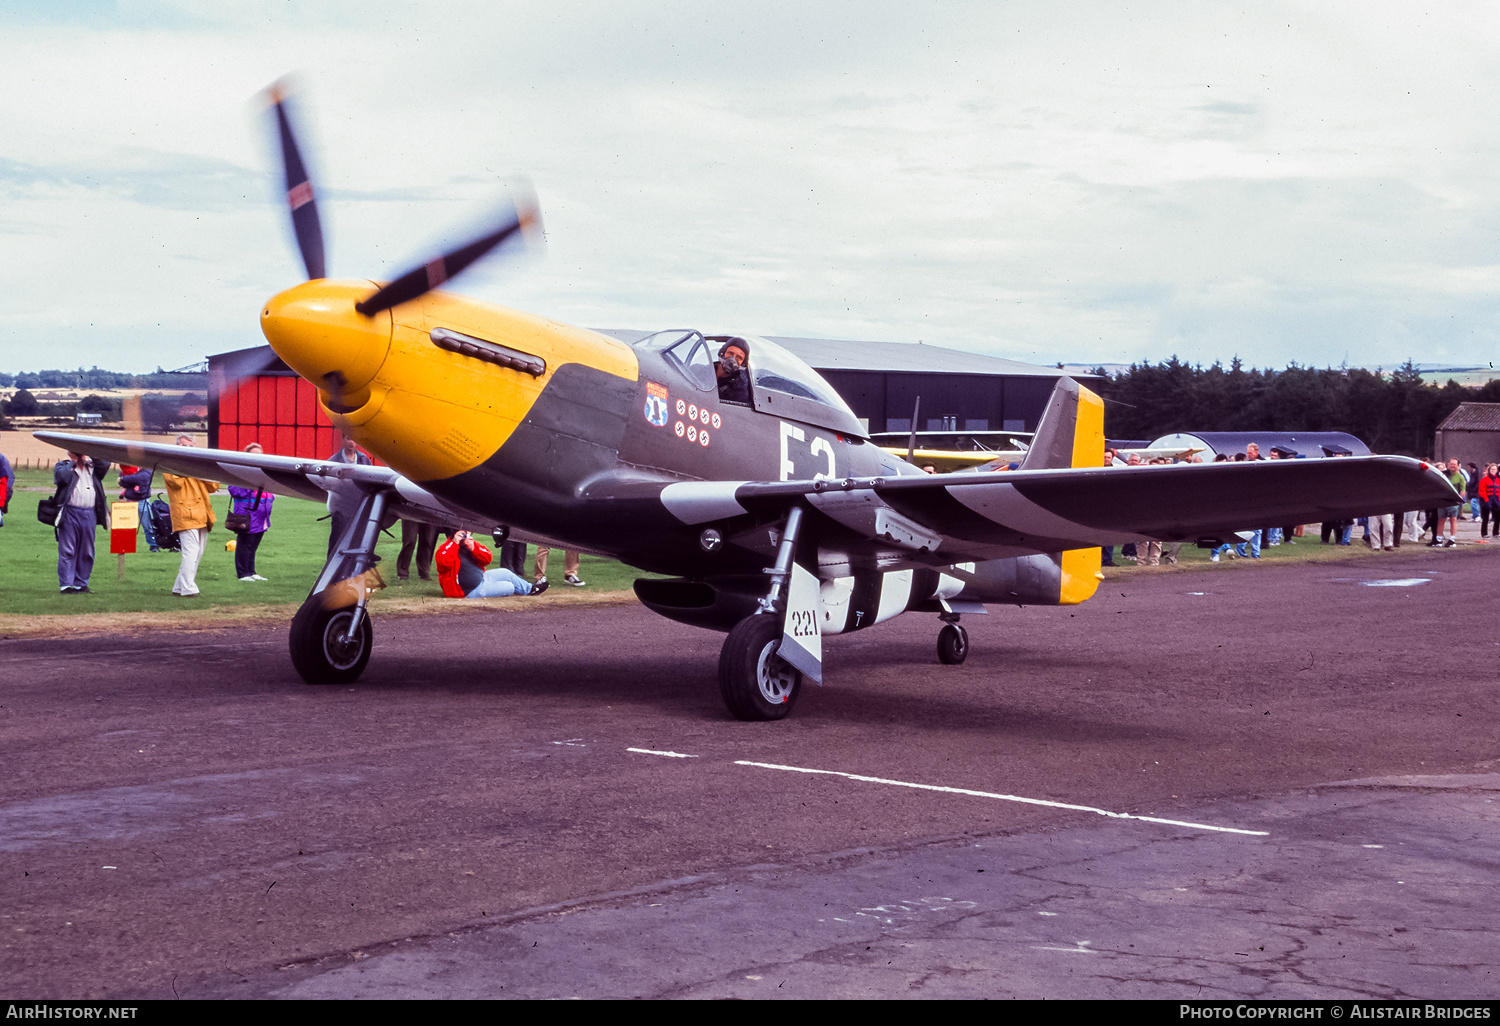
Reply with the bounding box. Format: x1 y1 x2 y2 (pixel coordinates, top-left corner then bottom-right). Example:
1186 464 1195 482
0 367 207 390
1090 358 1497 456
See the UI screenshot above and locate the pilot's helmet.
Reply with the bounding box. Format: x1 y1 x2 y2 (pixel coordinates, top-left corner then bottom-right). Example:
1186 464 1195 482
718 338 750 364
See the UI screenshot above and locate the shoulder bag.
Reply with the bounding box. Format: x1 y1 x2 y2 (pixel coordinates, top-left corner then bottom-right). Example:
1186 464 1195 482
226 489 263 533
37 496 63 527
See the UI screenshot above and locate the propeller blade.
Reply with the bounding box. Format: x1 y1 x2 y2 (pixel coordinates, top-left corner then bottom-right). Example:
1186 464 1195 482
268 82 326 280
354 197 541 317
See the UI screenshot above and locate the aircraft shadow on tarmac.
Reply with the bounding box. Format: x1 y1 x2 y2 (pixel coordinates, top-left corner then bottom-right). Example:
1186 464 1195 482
326 639 1175 744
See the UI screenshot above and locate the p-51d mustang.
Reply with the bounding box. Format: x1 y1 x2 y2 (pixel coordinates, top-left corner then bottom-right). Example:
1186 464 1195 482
40 86 1459 721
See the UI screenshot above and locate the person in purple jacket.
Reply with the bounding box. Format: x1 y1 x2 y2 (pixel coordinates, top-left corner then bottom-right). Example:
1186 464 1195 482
227 442 275 581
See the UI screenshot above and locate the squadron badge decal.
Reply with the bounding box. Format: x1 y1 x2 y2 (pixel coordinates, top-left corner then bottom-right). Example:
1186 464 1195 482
644 381 670 427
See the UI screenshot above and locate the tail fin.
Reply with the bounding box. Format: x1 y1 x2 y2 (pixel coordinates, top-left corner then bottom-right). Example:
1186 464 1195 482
1018 376 1106 604
1019 376 1106 472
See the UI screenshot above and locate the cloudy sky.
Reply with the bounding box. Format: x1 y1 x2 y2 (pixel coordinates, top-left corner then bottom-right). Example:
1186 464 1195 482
4 1 1500 374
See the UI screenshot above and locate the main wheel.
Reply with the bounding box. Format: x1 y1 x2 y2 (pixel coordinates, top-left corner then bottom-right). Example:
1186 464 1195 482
289 601 373 685
718 615 802 721
937 622 969 665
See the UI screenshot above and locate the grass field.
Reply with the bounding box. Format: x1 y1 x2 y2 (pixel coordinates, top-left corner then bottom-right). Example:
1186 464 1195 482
0 466 649 626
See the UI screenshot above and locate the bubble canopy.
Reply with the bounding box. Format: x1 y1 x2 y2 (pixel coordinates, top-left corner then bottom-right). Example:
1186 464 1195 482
628 330 865 437
631 329 718 392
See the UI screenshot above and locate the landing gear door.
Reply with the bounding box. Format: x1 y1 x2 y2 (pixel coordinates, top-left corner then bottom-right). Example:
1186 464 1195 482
780 562 823 684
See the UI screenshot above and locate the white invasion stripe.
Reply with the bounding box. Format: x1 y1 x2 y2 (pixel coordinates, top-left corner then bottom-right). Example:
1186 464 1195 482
215 462 279 490
947 480 1150 544
628 747 698 759
392 476 456 519
660 480 749 524
734 760 1268 836
875 569 913 624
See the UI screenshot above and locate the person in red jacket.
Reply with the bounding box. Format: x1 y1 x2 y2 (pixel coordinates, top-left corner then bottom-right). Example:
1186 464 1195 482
436 530 549 598
1478 463 1500 540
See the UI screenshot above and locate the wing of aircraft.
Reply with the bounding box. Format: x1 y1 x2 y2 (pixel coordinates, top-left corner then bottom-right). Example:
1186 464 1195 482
658 371 1453 564
32 429 592 563
34 432 459 528
664 451 1448 559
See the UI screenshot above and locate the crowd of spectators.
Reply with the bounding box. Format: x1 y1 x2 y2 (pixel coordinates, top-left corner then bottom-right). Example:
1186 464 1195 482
0 436 587 602
1101 446 1200 566
1102 444 1485 567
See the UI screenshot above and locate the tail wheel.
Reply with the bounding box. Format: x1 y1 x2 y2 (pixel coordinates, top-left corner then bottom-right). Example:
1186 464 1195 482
719 615 802 721
937 622 969 665
289 601 373 685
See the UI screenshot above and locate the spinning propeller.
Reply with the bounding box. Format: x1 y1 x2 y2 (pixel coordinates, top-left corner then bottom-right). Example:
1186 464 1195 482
266 80 541 306
262 79 542 410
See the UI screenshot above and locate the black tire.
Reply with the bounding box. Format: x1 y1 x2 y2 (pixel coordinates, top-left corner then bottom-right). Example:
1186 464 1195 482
718 615 802 721
937 622 969 665
289 601 373 685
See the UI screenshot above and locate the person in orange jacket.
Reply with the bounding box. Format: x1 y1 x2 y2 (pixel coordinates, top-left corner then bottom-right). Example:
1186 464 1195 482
436 530 549 598
162 434 220 597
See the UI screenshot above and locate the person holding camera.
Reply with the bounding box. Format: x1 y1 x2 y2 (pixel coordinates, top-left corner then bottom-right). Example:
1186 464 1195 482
51 450 111 593
436 530 549 599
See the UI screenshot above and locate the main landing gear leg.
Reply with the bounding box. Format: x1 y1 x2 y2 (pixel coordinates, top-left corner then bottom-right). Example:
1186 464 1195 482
937 611 969 665
719 507 805 721
289 490 390 685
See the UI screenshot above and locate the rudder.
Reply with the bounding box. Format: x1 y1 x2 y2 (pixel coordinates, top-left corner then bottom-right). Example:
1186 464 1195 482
1019 376 1106 471
1018 376 1105 603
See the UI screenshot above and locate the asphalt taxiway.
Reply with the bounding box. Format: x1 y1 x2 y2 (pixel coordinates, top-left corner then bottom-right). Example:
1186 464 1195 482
3 548 1497 998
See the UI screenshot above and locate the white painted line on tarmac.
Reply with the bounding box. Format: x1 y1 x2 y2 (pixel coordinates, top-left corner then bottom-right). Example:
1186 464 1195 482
734 760 1269 836
628 748 699 759
1362 578 1430 587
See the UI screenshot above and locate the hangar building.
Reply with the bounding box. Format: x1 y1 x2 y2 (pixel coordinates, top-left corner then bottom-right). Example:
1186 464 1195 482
762 335 1098 437
208 346 342 460
208 336 1092 458
1434 403 1500 467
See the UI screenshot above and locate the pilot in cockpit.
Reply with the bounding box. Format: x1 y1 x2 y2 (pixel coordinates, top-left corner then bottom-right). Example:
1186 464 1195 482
715 338 751 404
